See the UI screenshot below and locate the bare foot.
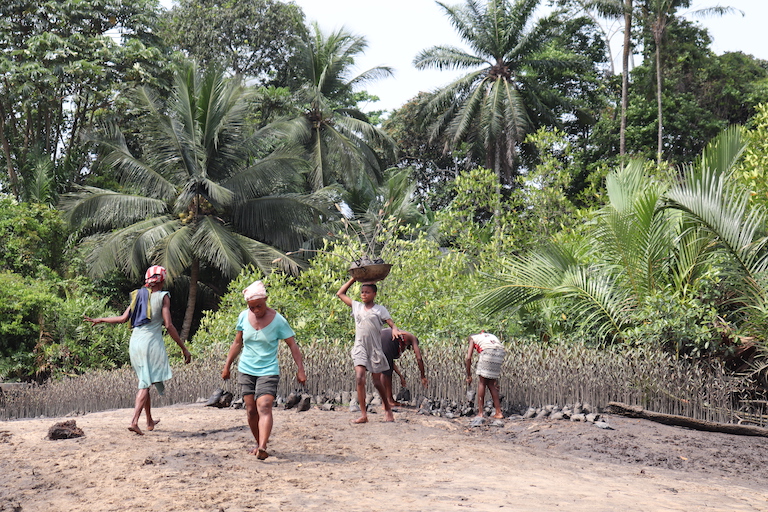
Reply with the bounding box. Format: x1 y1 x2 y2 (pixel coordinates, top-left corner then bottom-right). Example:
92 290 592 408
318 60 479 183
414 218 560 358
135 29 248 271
387 401 402 407
250 447 269 460
147 419 159 431
128 425 144 435
493 413 504 419
352 416 368 424
384 411 395 422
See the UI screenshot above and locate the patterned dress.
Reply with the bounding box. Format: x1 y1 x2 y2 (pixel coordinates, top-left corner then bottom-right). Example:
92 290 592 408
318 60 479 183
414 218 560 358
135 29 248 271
471 332 505 380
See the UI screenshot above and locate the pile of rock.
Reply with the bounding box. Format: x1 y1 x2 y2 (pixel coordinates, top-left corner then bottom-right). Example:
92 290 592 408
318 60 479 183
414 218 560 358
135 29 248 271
511 402 613 429
417 397 476 419
204 388 613 429
516 402 599 422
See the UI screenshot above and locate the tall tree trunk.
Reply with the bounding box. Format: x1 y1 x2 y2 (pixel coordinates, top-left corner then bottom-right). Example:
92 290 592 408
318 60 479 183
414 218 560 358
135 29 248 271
0 103 20 200
652 6 668 166
180 258 200 341
654 34 663 165
620 0 632 157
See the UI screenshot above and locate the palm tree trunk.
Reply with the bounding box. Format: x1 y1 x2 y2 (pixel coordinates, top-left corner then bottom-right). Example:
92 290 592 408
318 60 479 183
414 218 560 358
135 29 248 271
620 0 632 157
180 258 199 341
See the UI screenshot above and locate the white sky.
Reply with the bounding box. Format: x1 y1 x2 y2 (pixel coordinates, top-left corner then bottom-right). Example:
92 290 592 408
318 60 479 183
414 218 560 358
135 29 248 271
295 0 768 113
161 0 768 113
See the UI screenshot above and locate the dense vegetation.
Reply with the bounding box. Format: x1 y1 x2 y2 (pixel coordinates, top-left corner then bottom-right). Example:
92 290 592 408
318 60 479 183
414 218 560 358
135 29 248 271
1 0 767 422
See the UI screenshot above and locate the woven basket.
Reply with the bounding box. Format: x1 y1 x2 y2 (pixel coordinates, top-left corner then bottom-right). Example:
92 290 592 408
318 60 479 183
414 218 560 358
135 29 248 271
347 263 392 283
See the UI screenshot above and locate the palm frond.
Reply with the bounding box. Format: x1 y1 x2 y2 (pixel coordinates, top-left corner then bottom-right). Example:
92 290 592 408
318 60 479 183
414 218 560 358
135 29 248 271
190 216 247 278
235 233 306 275
232 194 330 250
62 187 169 230
555 266 633 342
413 46 487 70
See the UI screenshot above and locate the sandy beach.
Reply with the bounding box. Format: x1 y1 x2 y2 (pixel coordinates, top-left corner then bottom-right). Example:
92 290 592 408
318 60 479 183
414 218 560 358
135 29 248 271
2 402 768 511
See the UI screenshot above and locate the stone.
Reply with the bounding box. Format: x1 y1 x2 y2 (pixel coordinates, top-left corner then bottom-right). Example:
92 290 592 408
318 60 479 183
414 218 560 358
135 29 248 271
594 420 614 430
48 420 84 440
570 413 586 422
585 413 600 423
522 407 537 419
469 416 485 427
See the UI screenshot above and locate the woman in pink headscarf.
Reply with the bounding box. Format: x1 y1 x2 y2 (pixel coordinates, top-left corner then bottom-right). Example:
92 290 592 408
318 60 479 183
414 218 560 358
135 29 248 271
221 280 306 460
84 266 191 435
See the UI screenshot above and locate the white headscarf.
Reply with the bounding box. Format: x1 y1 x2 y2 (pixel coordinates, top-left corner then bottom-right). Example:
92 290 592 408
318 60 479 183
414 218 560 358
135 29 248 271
243 280 267 301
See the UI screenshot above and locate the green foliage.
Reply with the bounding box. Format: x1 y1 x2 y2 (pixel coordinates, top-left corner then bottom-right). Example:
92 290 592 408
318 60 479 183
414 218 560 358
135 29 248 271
438 167 513 255
514 129 595 246
0 0 169 198
476 127 762 352
43 287 131 378
162 0 305 86
274 22 396 193
0 274 133 381
62 62 322 340
0 272 53 355
413 0 603 185
622 291 727 359
382 93 464 210
0 196 67 277
193 227 510 353
734 104 768 211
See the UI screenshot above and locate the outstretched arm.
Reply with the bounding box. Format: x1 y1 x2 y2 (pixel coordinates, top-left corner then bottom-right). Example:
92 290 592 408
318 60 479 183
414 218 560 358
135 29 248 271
336 277 355 307
83 306 131 326
162 295 191 363
284 336 307 385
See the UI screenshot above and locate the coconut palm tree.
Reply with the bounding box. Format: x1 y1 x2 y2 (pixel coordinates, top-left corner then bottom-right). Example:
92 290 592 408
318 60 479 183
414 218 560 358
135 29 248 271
413 0 584 185
475 127 752 344
275 22 397 194
63 63 328 340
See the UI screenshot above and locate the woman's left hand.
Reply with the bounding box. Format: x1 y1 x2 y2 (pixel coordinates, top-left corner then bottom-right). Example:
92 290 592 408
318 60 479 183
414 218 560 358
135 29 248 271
297 368 307 385
182 347 192 364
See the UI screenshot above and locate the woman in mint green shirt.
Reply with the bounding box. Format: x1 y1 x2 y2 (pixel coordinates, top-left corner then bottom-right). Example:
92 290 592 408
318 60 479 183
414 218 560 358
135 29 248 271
222 280 306 460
